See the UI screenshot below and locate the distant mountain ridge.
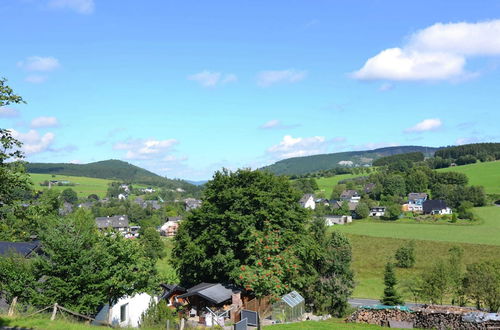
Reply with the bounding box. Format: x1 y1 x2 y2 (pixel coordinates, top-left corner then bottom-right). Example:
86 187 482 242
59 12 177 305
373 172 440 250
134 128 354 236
261 146 440 175
26 159 196 190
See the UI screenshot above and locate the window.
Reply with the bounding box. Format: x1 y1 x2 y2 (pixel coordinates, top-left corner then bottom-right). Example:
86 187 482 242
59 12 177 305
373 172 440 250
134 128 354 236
120 303 128 323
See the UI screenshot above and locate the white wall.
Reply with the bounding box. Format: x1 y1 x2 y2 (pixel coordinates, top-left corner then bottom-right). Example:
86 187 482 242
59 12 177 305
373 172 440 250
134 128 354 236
93 293 156 328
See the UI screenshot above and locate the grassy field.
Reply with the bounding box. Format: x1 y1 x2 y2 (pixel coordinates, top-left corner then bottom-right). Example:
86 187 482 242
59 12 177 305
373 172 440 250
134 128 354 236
29 173 115 198
266 318 394 329
315 174 365 195
156 238 179 283
334 206 500 246
437 161 500 194
346 233 500 299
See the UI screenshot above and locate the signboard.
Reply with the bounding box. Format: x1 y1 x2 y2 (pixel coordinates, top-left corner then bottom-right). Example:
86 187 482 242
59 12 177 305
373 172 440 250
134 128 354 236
241 309 259 327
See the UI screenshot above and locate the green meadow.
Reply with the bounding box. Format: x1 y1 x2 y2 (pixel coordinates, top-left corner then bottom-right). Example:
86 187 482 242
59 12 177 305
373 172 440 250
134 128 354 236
315 174 365 195
266 318 394 329
437 161 500 194
334 206 500 246
29 173 115 198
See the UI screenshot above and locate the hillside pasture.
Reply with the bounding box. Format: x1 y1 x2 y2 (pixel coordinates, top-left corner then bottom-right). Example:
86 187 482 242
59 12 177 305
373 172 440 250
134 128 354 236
334 207 500 246
30 173 114 198
436 161 500 194
315 174 366 195
346 233 500 299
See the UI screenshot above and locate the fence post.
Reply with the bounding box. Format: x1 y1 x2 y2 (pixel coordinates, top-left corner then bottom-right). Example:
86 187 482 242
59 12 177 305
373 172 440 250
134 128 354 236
7 296 18 316
50 303 58 321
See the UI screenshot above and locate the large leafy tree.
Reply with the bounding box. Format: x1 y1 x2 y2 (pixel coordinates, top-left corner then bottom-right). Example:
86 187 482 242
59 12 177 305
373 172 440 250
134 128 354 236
172 169 309 287
34 210 157 314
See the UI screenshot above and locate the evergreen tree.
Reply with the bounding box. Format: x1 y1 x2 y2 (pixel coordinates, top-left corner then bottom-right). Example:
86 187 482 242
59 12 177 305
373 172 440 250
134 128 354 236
381 262 403 306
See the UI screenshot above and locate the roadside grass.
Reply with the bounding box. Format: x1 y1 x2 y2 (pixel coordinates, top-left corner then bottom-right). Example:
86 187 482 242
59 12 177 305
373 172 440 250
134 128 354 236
334 206 500 246
436 161 500 194
346 232 500 299
315 174 366 195
265 318 398 329
29 173 114 198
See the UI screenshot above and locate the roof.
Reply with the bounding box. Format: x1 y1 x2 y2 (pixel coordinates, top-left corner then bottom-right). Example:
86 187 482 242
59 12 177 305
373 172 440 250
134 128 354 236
281 291 304 308
160 284 187 300
408 193 428 201
347 202 358 211
95 215 129 229
423 200 449 213
299 194 314 204
177 283 240 305
0 241 41 257
340 190 358 199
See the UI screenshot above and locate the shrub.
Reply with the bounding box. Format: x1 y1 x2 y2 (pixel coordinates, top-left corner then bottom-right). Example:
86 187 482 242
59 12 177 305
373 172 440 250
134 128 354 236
395 241 416 268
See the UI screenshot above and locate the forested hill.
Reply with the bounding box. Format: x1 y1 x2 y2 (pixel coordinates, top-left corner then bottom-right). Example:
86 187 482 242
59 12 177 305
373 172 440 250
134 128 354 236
26 159 196 190
261 146 439 175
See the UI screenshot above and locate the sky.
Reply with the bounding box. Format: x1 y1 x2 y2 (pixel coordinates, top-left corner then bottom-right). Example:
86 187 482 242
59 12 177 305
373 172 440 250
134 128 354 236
1 0 500 180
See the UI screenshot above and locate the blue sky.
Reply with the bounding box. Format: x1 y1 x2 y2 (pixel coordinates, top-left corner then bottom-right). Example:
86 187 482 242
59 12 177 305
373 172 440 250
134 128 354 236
1 0 500 180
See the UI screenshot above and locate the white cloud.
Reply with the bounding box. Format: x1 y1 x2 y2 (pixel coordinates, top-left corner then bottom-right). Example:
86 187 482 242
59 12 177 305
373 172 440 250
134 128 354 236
338 160 354 166
48 0 95 14
257 69 307 87
0 107 20 118
259 119 299 130
69 159 81 164
31 116 59 128
188 70 237 87
9 129 55 155
405 118 442 133
353 20 500 81
267 135 326 159
25 75 47 84
114 138 179 160
18 56 60 72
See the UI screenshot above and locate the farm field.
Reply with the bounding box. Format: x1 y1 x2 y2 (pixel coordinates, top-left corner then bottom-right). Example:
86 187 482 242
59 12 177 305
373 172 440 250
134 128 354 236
315 174 366 195
436 161 500 194
30 173 114 198
334 206 500 246
346 233 500 299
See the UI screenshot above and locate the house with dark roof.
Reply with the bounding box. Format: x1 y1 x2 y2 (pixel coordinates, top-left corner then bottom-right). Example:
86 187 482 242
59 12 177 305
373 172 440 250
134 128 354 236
423 200 452 215
184 198 202 211
299 194 315 209
340 190 360 203
95 215 129 233
0 241 42 257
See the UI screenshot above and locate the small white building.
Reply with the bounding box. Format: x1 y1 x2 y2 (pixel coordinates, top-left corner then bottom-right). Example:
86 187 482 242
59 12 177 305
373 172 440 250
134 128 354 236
93 293 156 328
324 215 352 226
369 207 386 217
299 194 316 210
118 193 127 200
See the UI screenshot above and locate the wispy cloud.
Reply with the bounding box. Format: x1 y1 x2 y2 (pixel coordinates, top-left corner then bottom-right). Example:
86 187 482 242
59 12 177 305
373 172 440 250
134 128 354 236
267 135 327 159
0 107 20 118
18 56 60 72
257 69 307 87
113 138 179 160
259 119 299 130
31 116 59 128
9 129 55 155
352 20 500 81
404 118 442 133
48 0 95 14
188 70 237 87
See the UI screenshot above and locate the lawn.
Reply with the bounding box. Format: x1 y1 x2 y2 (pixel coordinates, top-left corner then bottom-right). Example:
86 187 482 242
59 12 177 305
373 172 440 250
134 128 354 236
29 173 115 198
436 161 500 194
156 238 179 283
315 174 365 195
334 206 500 246
266 318 400 329
346 233 500 299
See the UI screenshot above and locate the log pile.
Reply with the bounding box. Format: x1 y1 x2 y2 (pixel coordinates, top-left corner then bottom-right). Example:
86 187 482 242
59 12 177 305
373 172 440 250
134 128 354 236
346 305 500 329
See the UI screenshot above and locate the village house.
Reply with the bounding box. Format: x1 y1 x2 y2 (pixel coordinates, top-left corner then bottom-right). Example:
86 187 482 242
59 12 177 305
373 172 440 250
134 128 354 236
119 184 130 193
324 215 352 226
184 198 202 211
95 215 129 234
0 241 42 257
423 200 453 215
299 194 316 209
160 220 180 237
93 293 155 328
340 190 361 203
369 206 386 217
140 187 155 193
403 192 428 212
